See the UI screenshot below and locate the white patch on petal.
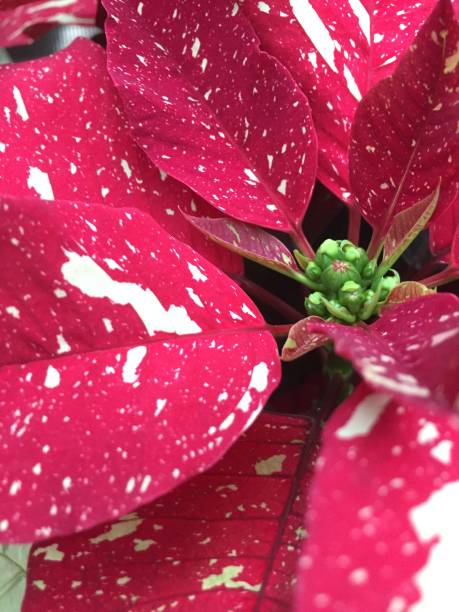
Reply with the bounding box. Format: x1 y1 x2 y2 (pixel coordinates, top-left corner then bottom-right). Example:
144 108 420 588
56 334 71 354
61 251 201 335
335 393 390 439
154 398 167 417
27 167 54 200
122 346 147 384
343 64 362 101
410 481 459 611
348 0 370 43
13 86 29 121
187 263 208 282
44 365 60 389
290 0 337 72
418 422 439 445
430 440 453 465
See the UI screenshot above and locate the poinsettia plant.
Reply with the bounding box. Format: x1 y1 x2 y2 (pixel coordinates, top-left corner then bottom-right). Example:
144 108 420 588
0 0 459 609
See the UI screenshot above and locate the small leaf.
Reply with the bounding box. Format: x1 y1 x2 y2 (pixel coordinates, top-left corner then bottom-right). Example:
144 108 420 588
0 544 31 612
380 281 434 312
281 317 329 361
22 413 317 610
380 185 440 274
185 213 301 277
298 383 459 610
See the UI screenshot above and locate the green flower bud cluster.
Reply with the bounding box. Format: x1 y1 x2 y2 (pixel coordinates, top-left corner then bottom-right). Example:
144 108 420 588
295 239 400 324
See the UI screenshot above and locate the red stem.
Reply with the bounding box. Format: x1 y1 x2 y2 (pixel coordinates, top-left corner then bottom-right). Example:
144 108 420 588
421 266 459 288
347 205 361 245
230 275 305 323
267 324 293 338
290 226 315 259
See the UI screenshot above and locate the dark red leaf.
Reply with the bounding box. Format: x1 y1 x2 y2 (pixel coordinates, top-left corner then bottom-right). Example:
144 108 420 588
185 213 301 277
0 194 280 542
22 412 317 610
350 0 459 240
430 193 459 261
0 38 242 275
297 383 459 611
103 0 317 235
307 294 459 411
281 317 329 361
381 282 435 312
381 186 440 273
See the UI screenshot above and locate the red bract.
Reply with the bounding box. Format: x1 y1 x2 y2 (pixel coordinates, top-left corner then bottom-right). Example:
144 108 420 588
430 195 459 261
350 0 459 243
0 38 242 275
307 294 459 411
0 0 97 47
0 194 280 541
297 384 459 611
240 0 442 202
103 0 317 241
22 413 317 610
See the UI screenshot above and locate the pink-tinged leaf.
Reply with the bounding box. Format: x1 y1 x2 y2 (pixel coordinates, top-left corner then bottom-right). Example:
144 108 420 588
22 412 317 609
240 0 442 203
281 318 329 361
185 213 300 277
307 294 459 411
297 383 459 611
0 38 242 275
381 186 440 273
380 282 435 312
430 193 459 260
103 0 318 234
0 0 97 47
350 0 459 241
0 194 280 542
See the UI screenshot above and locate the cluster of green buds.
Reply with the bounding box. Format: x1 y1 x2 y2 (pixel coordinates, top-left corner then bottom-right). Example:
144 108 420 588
295 239 400 324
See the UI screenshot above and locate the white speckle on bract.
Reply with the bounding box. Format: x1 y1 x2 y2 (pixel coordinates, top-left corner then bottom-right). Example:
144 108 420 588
62 476 72 491
258 1 270 13
136 54 148 66
409 480 459 611
32 463 42 475
277 179 287 195
418 422 439 445
101 187 109 198
154 398 167 417
125 477 136 493
44 365 60 389
255 454 286 475
13 86 29 121
244 168 259 183
103 258 123 271
137 1 143 15
172 468 180 479
9 480 21 496
430 440 453 465
103 318 113 333
70 162 77 174
90 516 143 544
202 565 260 592
61 251 202 335
241 303 257 318
219 413 235 431
186 287 204 308
0 142 6 153
431 328 459 347
191 37 201 58
335 393 390 440
290 0 337 72
6 306 20 319
122 346 147 384
187 262 208 282
33 543 64 562
27 167 54 200
360 361 430 398
54 288 67 298
120 159 132 178
56 333 71 354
